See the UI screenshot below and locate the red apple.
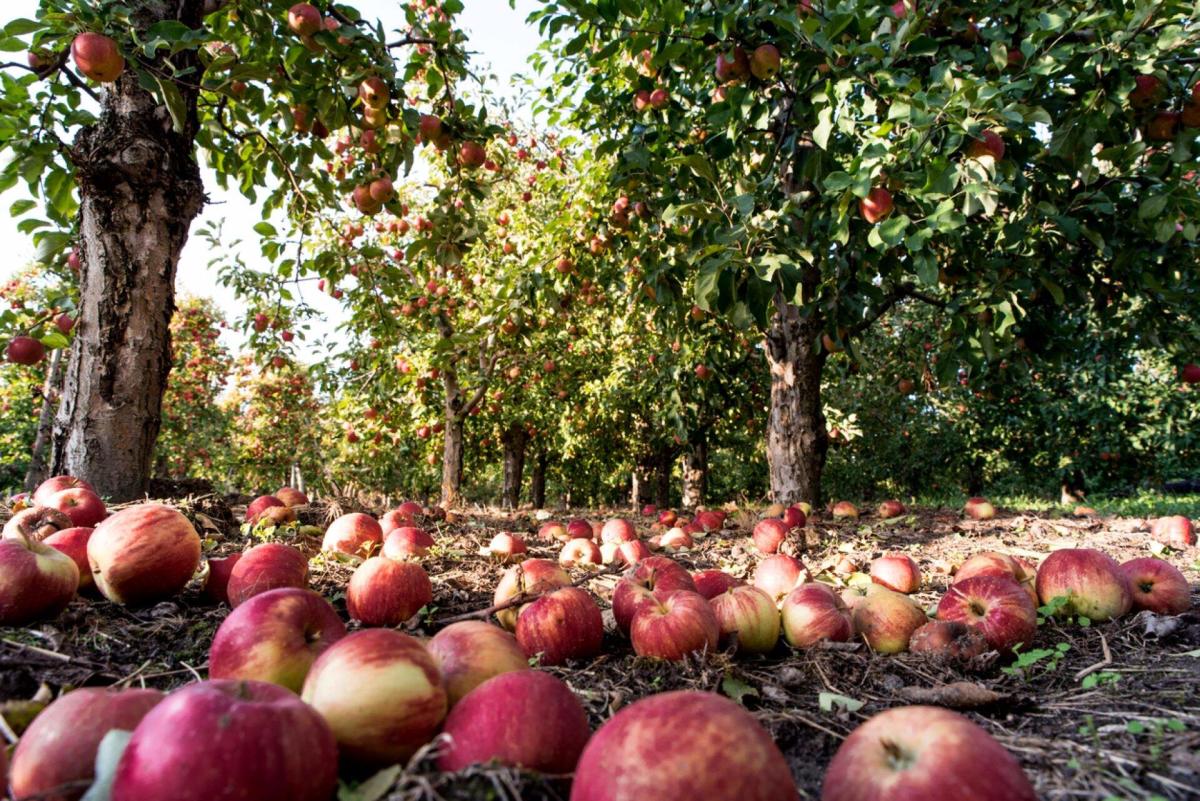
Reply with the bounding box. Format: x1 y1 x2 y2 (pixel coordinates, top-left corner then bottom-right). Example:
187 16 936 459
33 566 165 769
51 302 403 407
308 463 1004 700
648 87 670 109
438 671 590 773
877 499 906 518
515 586 604 665
286 3 322 36
612 556 696 635
600 518 637 544
1120 557 1190 615
852 588 928 653
71 32 124 82
641 503 657 517
227 542 309 607
694 509 725 532
1182 363 1200 384
538 521 569 541
859 188 893 223
42 526 94 590
937 575 1037 653
2 506 72 543
87 504 201 606
831 500 860 520
274 487 309 507
781 583 853 648
459 141 487 168
209 587 346 692
566 518 594 540
782 504 807 528
752 554 810 605
358 76 389 109
1036 548 1131 621
966 129 1005 160
33 475 96 507
1150 515 1195 547
10 687 163 801
710 584 780 653
493 558 572 630
964 496 996 520
321 512 383 556
658 527 693 550
822 706 1036 801
203 553 241 605
692 568 742 600
750 44 781 80
630 589 719 661
43 488 106 529
5 336 45 365
427 620 530 707
382 526 435 559
0 535 78 625
246 494 286 524
909 620 989 661
955 551 1037 604
559 537 603 567
870 553 921 593
570 690 796 801
603 539 651 566
1129 73 1163 108
658 509 678 526
113 680 337 801
487 532 528 563
346 556 432 626
714 47 750 82
752 518 789 554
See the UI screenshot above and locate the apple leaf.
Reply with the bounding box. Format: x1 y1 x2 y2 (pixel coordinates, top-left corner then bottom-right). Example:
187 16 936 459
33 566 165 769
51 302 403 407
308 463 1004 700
338 766 401 801
81 729 133 801
721 674 759 705
818 692 865 714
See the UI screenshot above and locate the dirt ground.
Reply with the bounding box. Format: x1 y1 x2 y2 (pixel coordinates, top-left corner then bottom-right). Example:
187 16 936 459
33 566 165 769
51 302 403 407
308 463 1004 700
2 496 1198 801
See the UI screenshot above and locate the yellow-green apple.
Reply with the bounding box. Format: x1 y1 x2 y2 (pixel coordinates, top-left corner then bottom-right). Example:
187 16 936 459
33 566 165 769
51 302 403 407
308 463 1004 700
714 47 749 82
486 532 527 563
753 518 789 554
566 519 594 540
559 537 602 568
113 679 337 801
301 629 445 764
382 526 434 559
752 554 810 605
286 3 322 36
1036 548 1131 621
612 556 696 634
1150 515 1195 547
33 476 96 506
966 130 1005 160
937 575 1037 653
227 543 309 607
202 553 241 605
9 687 162 801
630 589 719 661
908 619 988 661
750 44 781 80
852 588 927 653
71 32 124 82
45 488 107 528
426 621 530 707
274 487 309 507
3 506 72 542
783 504 807 528
964 497 996 520
321 512 383 556
208 587 346 692
538 521 569 541
692 568 742 600
877 499 906 518
346 557 432 626
1120 558 1190 615
858 189 893 223
515 586 603 665
710 584 780 653
42 526 94 590
869 553 921 593
87 504 200 606
437 671 590 773
821 706 1036 801
570 690 795 801
493 558 571 630
831 500 860 520
0 534 78 625
955 550 1037 604
781 583 853 648
600 518 637 544
246 495 286 524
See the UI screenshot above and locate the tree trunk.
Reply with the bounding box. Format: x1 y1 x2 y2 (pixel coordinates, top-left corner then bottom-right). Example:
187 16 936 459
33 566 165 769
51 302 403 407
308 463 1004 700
500 424 528 509
51 8 205 502
764 293 829 506
681 432 708 509
24 348 64 491
653 447 671 509
530 447 546 509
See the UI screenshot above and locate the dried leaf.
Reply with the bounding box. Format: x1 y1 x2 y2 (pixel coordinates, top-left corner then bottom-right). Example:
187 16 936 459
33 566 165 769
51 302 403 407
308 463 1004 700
895 681 1007 709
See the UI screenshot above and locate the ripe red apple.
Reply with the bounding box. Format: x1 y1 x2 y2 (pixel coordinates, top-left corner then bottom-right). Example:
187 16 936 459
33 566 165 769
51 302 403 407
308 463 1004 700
113 680 337 801
831 500 860 520
1146 110 1181 141
714 47 750 82
382 526 435 559
286 3 322 36
869 553 921 593
380 502 422 532
658 509 678 526
658 527 693 550
964 496 996 520
3 506 71 543
631 589 720 661
612 556 696 634
966 129 1005 160
274 486 309 507
1150 515 1195 547
1120 557 1190 615
347 556 432 626
909 619 989 661
87 504 201 606
694 509 725 532
301 628 446 765
781 583 853 648
566 518 594 540
955 550 1037 604
1129 74 1163 109
515 586 604 665
71 32 124 82
33 475 96 506
570 690 795 801
877 499 906 518
487 532 528 563
10 687 163 801
209 587 346 692
710 584 780 653
358 76 389 109
600 517 637 544
438 671 590 773
42 526 94 590
559 537 603 567
648 87 670 109
5 335 46 365
0 535 79 625
852 588 928 653
822 706 1036 801
321 512 383 556
692 568 742 600
459 141 487 168
937 575 1037 653
427 620 530 707
750 44 781 80
752 554 810 605
203 553 241 605
45 488 106 529
1182 363 1200 384
1036 548 1131 621
752 518 789 554
782 504 807 528
538 521 569 541
246 494 286 524
603 539 652 566
226 542 309 607
859 188 893 223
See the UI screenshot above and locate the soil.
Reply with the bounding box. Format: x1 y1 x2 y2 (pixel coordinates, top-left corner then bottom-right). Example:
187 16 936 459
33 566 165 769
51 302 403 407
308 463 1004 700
2 498 1198 800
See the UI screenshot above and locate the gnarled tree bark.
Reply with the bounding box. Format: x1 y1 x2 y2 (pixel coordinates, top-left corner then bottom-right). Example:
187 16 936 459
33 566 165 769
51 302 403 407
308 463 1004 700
500 423 528 509
681 430 708 509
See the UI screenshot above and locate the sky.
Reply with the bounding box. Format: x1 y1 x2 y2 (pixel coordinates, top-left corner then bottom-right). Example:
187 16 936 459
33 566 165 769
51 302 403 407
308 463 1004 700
0 0 542 351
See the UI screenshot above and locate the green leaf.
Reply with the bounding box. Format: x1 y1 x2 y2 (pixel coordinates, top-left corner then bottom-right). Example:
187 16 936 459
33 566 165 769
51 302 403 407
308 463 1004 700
39 331 69 349
813 107 834 150
721 674 759 705
253 222 278 237
80 729 133 801
338 766 401 801
153 77 188 134
818 692 865 713
1138 194 1168 221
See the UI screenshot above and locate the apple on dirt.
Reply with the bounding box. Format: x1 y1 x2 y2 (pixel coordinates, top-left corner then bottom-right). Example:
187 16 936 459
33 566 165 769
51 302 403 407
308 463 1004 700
852 587 928 653
486 532 527 563
1119 557 1190 615
963 496 996 520
382 526 435 559
321 511 383 556
831 500 859 520
346 556 433 626
1150 515 1195 547
427 620 530 707
752 518 789 554
275 486 309 507
630 589 720 661
87 503 201 606
42 526 94 590
492 558 572 630
1035 548 1131 622
937 575 1037 653
752 554 809 605
908 619 989 661
0 533 79 626
710 584 780 653
44 487 107 528
203 553 242 605
2 506 72 543
611 556 696 635
781 583 853 648
692 568 742 600
559 537 603 568
869 553 921 593
515 586 604 665
226 542 309 606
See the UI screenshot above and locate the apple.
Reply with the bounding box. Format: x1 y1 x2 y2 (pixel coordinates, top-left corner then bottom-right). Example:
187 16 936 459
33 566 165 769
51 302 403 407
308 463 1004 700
822 706 1037 801
601 518 637 544
382 526 435 559
275 487 309 507
246 494 286 524
487 532 528 563
710 584 780 653
692 568 742 600
658 509 678 526
1146 110 1181 141
1182 363 1200 384
750 44 781 80
1119 557 1190 615
1150 515 1195 547
752 554 810 605
831 500 860 520
781 583 853 648
113 679 337 801
0 534 78 625
286 3 322 36
570 690 795 801
87 504 201 606
603 539 652 566
559 537 603 567
694 509 725 532
859 188 893 223
640 504 657 517
346 556 432 626
226 542 309 607
937 575 1037 653
359 76 389 109
203 553 241 605
1129 74 1163 109
955 551 1036 604
427 620 530 707
782 504 807 528
909 619 989 661
852 588 927 653
877 499 906 518
631 589 720 661
752 518 789 554
515 586 604 665
566 518 594 540
6 335 45 365
321 512 383 556
209 587 346 692
714 47 750 82
9 687 163 801
612 556 696 634
3 506 72 542
1036 548 1131 621
42 526 94 590
460 141 487 168
966 129 1005 160
649 88 670 109
438 671 590 773
33 476 97 506
658 527 693 550
869 553 921 593
42 488 106 529
839 581 885 616
538 521 569 541
493 558 572 630
71 32 124 82
964 496 996 520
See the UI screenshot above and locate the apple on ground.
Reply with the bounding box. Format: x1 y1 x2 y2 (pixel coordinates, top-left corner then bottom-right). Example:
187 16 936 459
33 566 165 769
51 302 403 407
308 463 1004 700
538 521 569 541
963 497 996 520
515 586 604 665
600 518 637 544
301 628 447 765
113 679 337 801
566 519 594 540
426 620 530 707
937 575 1037 653
246 495 286 525
693 509 725 532
908 619 989 661
382 526 435 559
1119 558 1190 615
275 487 309 507
954 550 1038 605
203 553 242 605
46 488 107 528
658 509 678 526
692 568 742 600
782 505 807 528
321 512 383 556
559 537 603 568
869 553 921 593
493 558 572 630
1150 515 1195 547
831 501 859 520
42 526 94 590
87 504 200 606
710 584 780 653
877 499 906 518
821 706 1036 801
33 475 95 507
1035 548 1131 621
839 581 885 615
380 501 423 532
852 588 928 653
227 542 309 607
437 671 591 773
611 556 696 634
486 532 527 563
657 527 693 551
3 506 72 542
346 557 433 626
752 554 810 605
630 589 720 661
640 504 657 517
9 687 163 801
570 690 796 801
781 583 853 648
752 518 789 554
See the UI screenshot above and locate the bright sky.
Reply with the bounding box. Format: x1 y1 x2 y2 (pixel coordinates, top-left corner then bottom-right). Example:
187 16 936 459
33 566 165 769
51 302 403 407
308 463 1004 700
0 0 541 350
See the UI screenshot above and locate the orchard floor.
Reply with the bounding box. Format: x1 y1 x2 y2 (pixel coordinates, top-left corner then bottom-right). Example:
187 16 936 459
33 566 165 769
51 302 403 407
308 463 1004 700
3 497 1199 801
